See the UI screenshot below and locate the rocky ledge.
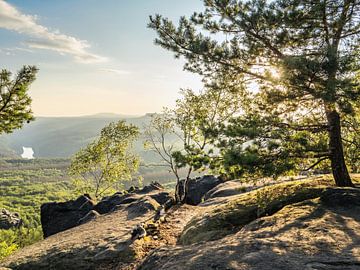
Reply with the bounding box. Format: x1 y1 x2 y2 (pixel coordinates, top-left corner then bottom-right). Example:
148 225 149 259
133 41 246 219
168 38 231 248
41 182 172 238
2 175 360 270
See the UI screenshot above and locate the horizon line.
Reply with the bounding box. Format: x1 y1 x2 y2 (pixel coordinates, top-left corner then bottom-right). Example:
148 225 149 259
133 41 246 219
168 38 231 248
32 112 149 118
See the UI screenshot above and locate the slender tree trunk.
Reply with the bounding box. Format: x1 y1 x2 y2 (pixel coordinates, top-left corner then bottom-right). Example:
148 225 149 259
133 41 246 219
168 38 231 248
181 167 193 203
326 110 353 187
175 180 181 203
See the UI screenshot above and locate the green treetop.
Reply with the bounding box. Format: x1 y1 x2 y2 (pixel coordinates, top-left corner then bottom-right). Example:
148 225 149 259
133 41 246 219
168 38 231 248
0 66 37 134
70 120 140 199
149 0 360 187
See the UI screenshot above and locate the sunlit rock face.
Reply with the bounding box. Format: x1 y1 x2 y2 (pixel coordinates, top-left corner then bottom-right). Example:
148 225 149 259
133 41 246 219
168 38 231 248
21 147 34 159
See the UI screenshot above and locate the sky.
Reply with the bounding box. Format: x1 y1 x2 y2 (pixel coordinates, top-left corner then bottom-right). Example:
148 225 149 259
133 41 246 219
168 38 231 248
0 0 204 116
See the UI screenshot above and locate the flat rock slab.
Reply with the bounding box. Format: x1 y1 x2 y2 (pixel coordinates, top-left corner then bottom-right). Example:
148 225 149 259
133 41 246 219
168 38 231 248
2 197 159 270
138 189 360 270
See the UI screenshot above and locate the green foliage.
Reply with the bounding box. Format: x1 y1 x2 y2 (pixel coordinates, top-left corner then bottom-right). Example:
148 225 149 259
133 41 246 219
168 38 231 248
144 112 182 182
70 120 140 198
0 227 43 261
0 159 73 260
0 66 37 134
0 240 17 261
181 79 246 174
149 0 360 185
342 108 360 172
144 78 243 181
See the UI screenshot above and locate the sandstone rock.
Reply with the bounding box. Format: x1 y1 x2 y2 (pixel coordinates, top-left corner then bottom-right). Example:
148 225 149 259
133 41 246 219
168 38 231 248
94 182 168 215
3 195 159 270
40 182 172 238
138 188 360 270
320 188 360 207
204 180 247 200
41 194 95 238
149 191 173 205
179 181 326 245
125 196 160 219
78 210 100 225
94 193 138 214
177 175 223 205
5 177 359 270
138 181 164 194
0 209 22 230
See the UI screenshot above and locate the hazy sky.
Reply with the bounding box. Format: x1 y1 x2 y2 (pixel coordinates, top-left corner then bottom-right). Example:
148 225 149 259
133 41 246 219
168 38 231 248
0 0 204 116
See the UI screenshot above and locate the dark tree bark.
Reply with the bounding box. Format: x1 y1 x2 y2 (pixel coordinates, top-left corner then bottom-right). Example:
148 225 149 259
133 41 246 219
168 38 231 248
327 110 354 187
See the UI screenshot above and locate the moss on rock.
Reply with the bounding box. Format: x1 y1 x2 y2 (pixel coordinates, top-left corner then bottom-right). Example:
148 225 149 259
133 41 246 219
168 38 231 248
179 179 332 245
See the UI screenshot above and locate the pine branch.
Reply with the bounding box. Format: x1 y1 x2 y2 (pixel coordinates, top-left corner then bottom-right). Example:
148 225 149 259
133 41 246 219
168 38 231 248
304 157 329 171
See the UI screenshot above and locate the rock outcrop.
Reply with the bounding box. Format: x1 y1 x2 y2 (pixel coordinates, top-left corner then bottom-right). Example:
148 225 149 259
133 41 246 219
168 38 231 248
78 210 100 225
204 180 247 200
0 209 22 230
3 176 360 270
138 188 360 270
3 182 173 270
40 182 173 238
94 182 171 214
177 175 223 205
41 194 95 238
179 180 327 245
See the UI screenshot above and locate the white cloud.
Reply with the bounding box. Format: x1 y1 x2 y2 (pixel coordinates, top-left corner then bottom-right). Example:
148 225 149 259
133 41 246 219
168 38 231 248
99 68 131 75
0 47 34 55
0 0 107 63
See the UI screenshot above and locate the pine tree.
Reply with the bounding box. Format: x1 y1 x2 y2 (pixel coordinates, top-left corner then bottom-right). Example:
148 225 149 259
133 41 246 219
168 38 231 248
149 0 360 186
0 66 37 134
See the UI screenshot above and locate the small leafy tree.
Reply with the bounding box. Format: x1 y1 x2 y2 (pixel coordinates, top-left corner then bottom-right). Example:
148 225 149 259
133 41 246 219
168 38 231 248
0 66 37 134
171 76 244 176
144 112 182 183
70 120 140 199
144 112 187 202
145 79 243 201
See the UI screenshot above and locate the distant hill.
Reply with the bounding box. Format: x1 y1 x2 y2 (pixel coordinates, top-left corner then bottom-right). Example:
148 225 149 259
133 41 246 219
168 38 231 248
0 113 169 163
0 137 19 158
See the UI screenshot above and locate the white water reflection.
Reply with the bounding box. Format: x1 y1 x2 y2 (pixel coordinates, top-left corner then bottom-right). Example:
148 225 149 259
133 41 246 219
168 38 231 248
21 147 34 159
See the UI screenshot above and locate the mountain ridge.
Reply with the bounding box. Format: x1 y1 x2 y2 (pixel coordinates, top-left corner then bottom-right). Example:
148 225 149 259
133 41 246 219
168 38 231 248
0 113 156 160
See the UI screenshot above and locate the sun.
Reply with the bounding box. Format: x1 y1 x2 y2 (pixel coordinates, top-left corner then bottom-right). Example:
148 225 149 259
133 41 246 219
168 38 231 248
268 66 282 80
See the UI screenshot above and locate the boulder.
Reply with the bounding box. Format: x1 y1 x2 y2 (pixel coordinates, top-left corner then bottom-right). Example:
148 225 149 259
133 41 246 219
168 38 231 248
94 182 170 214
94 193 139 214
0 209 22 230
204 180 247 200
149 191 173 205
41 194 95 238
40 182 173 238
78 210 100 225
177 175 223 205
137 181 164 194
126 196 160 219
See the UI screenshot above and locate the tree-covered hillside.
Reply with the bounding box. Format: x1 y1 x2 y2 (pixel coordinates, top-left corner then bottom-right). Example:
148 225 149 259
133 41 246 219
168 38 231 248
0 114 176 164
0 159 73 259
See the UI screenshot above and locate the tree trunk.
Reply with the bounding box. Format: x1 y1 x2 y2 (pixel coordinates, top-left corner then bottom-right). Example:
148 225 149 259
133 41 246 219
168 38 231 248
175 180 181 203
326 110 353 187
